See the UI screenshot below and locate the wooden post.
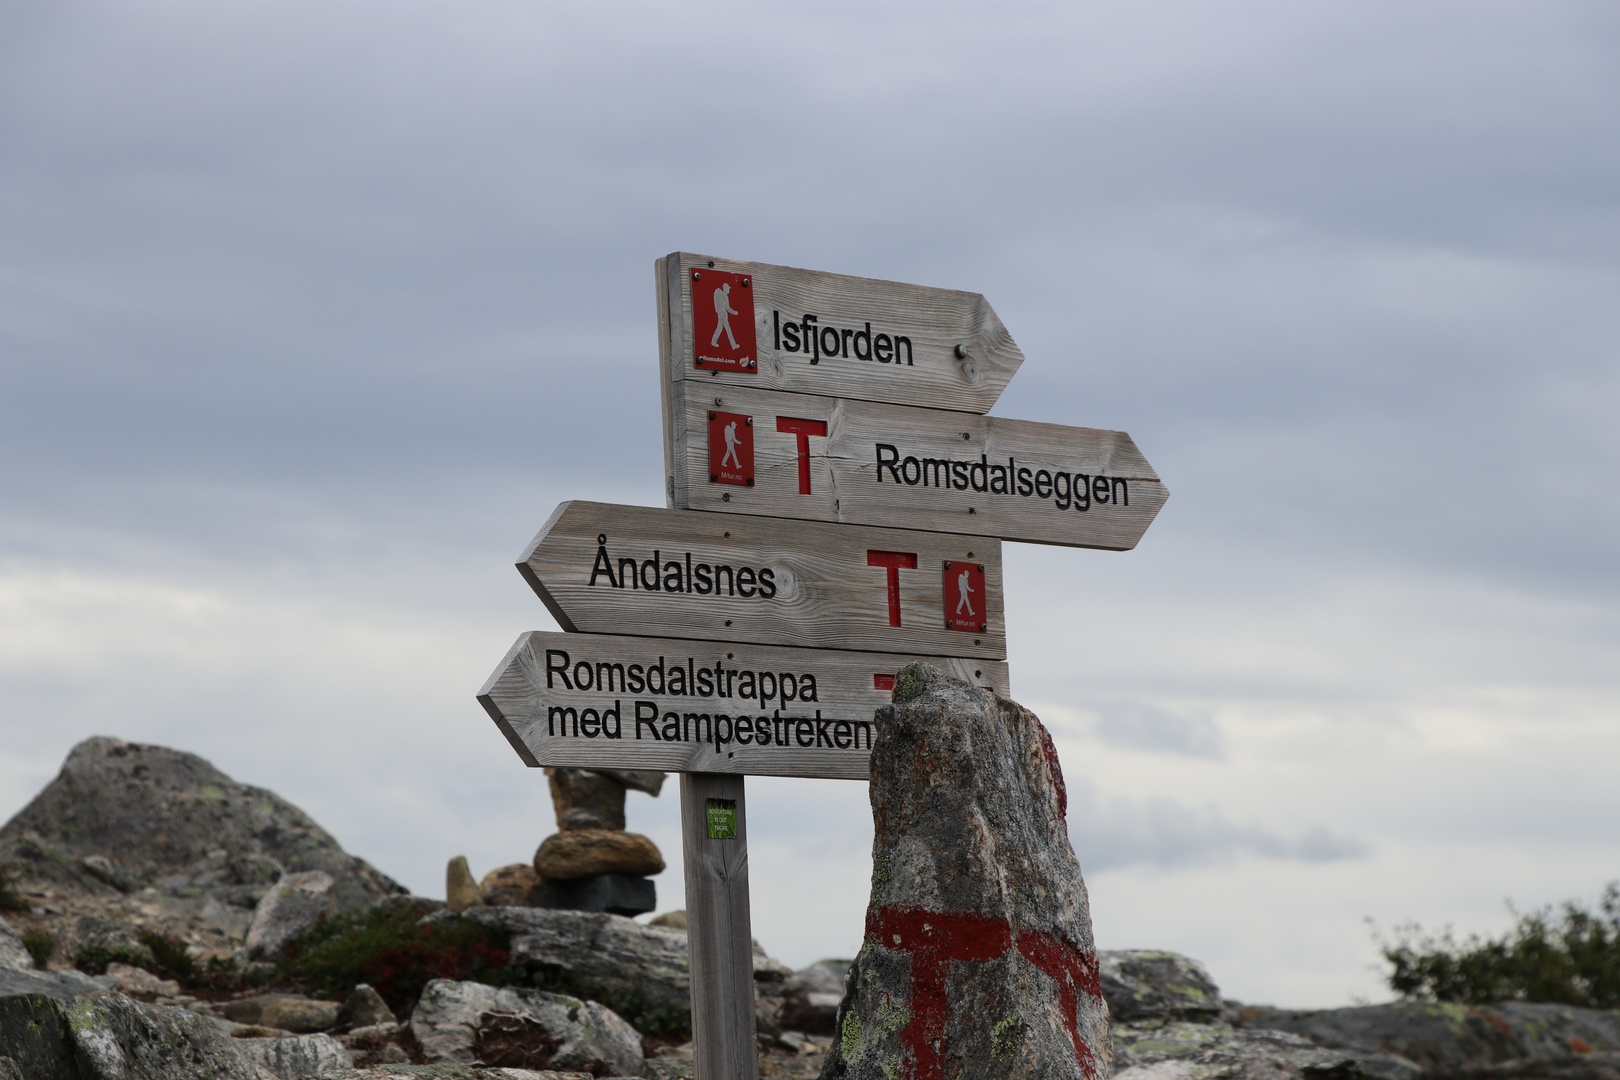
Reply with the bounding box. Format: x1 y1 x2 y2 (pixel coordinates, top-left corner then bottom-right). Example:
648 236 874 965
681 772 758 1080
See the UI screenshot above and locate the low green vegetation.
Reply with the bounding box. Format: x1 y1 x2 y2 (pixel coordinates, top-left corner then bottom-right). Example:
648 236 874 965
1380 881 1620 1008
20 927 55 967
0 864 26 912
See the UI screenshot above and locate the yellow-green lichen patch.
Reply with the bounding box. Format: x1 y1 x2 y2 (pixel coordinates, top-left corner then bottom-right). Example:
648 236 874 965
870 851 891 905
992 1013 1026 1057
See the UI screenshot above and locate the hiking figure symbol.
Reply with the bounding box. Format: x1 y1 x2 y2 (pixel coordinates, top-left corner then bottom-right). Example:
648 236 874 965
721 421 742 469
955 568 975 616
710 283 740 350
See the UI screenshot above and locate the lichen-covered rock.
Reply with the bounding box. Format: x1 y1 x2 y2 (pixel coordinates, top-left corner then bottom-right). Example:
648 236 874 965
1103 950 1226 1023
243 871 336 961
819 663 1109 1080
547 768 630 831
1112 1020 1364 1080
0 990 285 1079
1238 1001 1620 1076
411 977 644 1075
0 916 33 971
457 906 691 1009
232 1032 353 1077
74 914 157 969
534 829 665 879
0 965 114 1000
0 737 403 911
104 962 180 1002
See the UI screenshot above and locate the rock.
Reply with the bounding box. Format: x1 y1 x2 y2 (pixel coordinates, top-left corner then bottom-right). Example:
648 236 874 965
335 982 396 1029
461 906 691 1009
1102 950 1225 1023
370 893 446 920
259 996 342 1033
81 854 133 892
0 990 286 1079
221 994 304 1024
537 873 657 916
201 894 255 938
0 916 33 970
818 663 1110 1080
1112 1020 1363 1080
560 808 609 831
0 737 404 912
649 909 688 929
243 871 336 961
74 914 157 970
547 768 628 830
534 829 664 879
0 964 115 1000
781 960 850 1035
483 863 547 906
1237 1001 1620 1077
105 961 181 1001
591 768 667 797
232 1031 353 1076
411 977 644 1075
447 855 483 913
320 1069 597 1080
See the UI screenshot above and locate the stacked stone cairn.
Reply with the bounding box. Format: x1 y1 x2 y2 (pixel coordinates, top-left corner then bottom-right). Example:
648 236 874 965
457 767 668 917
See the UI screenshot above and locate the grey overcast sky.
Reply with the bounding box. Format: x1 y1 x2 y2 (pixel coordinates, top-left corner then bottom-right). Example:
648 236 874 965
3 1 1617 1007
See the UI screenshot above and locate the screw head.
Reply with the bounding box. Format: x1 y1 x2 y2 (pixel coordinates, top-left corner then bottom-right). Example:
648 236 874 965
968 507 977 515
962 432 970 440
722 493 731 501
715 397 723 405
710 474 718 482
742 277 750 286
692 271 701 280
955 344 969 359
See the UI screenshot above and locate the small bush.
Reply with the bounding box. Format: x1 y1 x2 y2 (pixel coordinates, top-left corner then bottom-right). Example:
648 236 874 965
0 864 27 912
526 964 691 1042
20 928 55 967
1380 881 1620 1008
275 906 517 1012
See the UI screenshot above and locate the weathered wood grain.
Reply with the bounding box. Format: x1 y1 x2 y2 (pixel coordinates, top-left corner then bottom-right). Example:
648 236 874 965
518 501 1006 660
665 383 1169 550
680 773 758 1080
477 630 1010 780
658 252 1024 414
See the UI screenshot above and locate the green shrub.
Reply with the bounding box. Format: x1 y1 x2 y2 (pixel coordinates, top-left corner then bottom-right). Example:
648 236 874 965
1380 881 1620 1008
0 864 26 912
20 928 55 967
274 906 518 1012
525 963 691 1041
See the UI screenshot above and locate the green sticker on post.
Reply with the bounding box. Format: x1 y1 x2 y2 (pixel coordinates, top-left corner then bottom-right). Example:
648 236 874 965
706 798 738 839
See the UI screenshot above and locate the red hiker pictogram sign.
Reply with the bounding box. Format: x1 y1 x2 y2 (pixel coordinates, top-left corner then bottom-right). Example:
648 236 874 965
690 268 757 372
707 410 754 486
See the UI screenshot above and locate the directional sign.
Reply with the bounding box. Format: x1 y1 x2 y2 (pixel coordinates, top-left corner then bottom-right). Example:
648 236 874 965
518 501 1006 660
665 384 1168 550
478 630 1011 780
656 252 1024 415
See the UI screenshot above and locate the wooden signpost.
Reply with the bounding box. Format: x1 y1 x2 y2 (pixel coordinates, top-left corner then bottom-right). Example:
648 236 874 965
517 500 1006 660
478 629 1009 780
656 252 1025 414
664 384 1167 550
480 252 1166 1080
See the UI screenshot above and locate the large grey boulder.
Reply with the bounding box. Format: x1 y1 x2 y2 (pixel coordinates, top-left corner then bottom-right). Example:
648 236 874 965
1102 950 1225 1023
0 916 33 970
0 990 336 1079
0 965 114 1000
458 905 692 1009
0 737 403 911
1112 1020 1363 1080
781 959 850 1035
411 977 644 1075
819 664 1110 1080
243 870 337 961
1238 1001 1620 1077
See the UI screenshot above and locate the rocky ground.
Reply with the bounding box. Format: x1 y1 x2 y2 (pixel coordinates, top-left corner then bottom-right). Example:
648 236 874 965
5 735 1620 1080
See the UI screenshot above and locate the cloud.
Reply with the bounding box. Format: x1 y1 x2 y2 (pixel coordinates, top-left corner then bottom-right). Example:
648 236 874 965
1066 777 1369 873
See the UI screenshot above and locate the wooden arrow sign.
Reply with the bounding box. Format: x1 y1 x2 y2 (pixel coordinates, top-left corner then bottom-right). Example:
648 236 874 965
656 252 1024 416
518 501 1006 661
478 630 1010 780
664 384 1168 550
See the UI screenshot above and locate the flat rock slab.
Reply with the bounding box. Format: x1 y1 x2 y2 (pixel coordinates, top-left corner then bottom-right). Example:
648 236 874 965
1113 1021 1363 1080
1102 950 1225 1023
1240 1001 1620 1075
819 663 1109 1080
458 906 692 1009
534 829 664 879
